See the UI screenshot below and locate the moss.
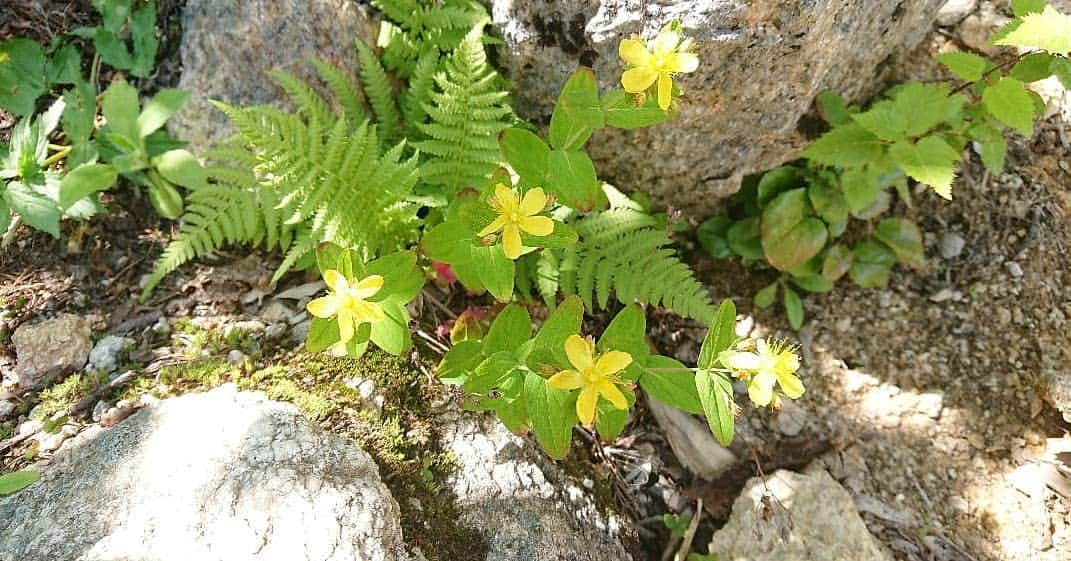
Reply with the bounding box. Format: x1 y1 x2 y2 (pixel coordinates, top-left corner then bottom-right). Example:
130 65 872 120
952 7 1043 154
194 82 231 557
157 359 233 388
32 372 108 420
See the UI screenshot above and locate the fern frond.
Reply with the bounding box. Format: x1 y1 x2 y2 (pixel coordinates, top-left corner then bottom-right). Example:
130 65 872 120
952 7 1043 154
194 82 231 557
542 208 715 322
373 0 487 78
356 40 401 145
415 24 512 192
310 57 366 127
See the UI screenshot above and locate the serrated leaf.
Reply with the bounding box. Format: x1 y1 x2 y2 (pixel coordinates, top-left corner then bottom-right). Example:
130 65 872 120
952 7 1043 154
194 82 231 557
698 299 737 370
130 0 159 78
45 43 82 85
801 123 886 167
760 188 828 271
783 286 804 329
93 0 131 33
1052 57 1071 89
994 6 1071 54
816 90 852 125
874 218 925 266
0 38 47 116
888 136 960 199
936 51 988 82
58 163 117 210
967 123 1007 173
0 470 40 495
695 370 735 445
1011 52 1056 82
639 356 703 414
94 28 134 70
1012 0 1047 17
62 80 97 143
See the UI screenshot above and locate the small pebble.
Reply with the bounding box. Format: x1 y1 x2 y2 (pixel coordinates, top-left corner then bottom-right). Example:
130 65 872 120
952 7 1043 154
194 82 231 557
1005 262 1024 278
938 232 966 259
227 350 247 366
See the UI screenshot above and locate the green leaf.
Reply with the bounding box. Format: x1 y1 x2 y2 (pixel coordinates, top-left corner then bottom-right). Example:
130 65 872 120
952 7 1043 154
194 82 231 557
0 470 40 495
849 240 897 288
852 83 963 141
499 128 549 185
821 244 854 282
754 281 778 309
306 317 342 353
437 340 483 385
545 149 605 212
45 43 82 85
4 182 61 237
0 38 47 116
695 370 735 445
994 6 1071 54
601 88 670 129
726 217 764 260
471 245 514 301
137 89 189 138
153 149 206 190
465 352 519 394
366 250 424 304
524 371 577 459
807 178 848 234
760 188 828 271
594 390 634 441
483 304 532 356
696 216 733 259
101 79 141 146
789 274 834 293
697 299 737 370
801 122 886 168
93 0 132 33
757 166 805 207
874 218 925 266
783 286 804 329
1011 52 1056 82
1051 57 1071 89
58 163 117 210
839 167 880 214
639 356 703 414
369 300 411 355
1012 0 1047 17
130 0 159 78
982 77 1037 136
62 80 98 143
888 136 960 199
549 67 604 150
529 295 584 372
967 123 1007 173
598 304 648 360
936 51 988 82
93 28 134 70
816 90 853 125
496 389 529 434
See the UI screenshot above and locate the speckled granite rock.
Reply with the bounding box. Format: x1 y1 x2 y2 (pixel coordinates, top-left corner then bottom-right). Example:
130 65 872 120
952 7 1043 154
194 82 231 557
0 385 410 561
490 0 945 215
441 412 634 561
169 0 377 152
710 467 893 561
11 314 92 391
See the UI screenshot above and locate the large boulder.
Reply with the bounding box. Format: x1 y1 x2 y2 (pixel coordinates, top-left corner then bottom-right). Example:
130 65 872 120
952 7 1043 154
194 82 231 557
710 467 892 561
441 412 634 560
169 0 378 152
0 385 410 561
490 0 945 215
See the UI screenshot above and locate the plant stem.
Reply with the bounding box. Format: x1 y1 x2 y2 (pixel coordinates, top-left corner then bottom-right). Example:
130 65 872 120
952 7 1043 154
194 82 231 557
950 52 1027 96
1 215 22 249
42 146 72 169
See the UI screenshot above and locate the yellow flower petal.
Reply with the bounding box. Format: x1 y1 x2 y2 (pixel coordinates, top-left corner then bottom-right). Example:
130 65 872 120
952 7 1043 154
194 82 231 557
493 183 518 214
547 370 583 390
323 269 347 292
657 73 673 110
651 30 680 58
502 224 523 260
778 372 806 399
670 52 699 73
720 350 759 371
477 215 508 237
595 350 633 376
354 275 384 300
352 300 385 324
597 381 629 410
747 371 777 407
338 308 355 343
622 67 658 93
577 386 599 426
618 38 652 67
518 215 554 237
519 187 548 216
307 295 340 318
564 334 595 371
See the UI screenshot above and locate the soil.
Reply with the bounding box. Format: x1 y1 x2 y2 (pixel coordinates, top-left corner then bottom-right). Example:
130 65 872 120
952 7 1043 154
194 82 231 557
2 2 1070 561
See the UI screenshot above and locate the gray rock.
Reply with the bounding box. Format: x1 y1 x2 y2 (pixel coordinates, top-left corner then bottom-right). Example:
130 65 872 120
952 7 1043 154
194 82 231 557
170 0 378 152
1045 370 1071 423
936 0 978 26
0 400 15 419
0 385 410 561
1005 261 1024 278
938 232 966 259
11 314 92 391
442 412 634 560
86 335 135 374
710 467 893 561
491 0 944 214
647 397 736 478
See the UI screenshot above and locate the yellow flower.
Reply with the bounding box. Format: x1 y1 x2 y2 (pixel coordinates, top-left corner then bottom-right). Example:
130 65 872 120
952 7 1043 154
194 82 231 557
718 339 804 407
477 183 555 260
619 30 699 110
547 334 633 426
306 270 386 344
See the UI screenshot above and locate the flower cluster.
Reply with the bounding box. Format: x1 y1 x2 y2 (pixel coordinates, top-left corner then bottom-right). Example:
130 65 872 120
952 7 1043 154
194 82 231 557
719 338 805 407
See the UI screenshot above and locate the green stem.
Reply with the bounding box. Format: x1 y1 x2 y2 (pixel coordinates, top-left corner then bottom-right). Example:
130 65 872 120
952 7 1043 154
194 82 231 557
42 146 72 169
